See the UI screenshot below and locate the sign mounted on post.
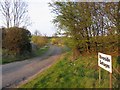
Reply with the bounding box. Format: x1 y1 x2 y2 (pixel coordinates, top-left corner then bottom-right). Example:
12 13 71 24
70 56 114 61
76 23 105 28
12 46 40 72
98 52 112 73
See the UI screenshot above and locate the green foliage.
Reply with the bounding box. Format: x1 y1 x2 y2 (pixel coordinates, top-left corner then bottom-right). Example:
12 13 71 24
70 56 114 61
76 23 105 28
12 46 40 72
2 27 49 64
117 56 120 65
51 38 58 45
2 27 32 63
2 46 49 64
2 27 31 55
89 35 118 53
34 46 49 56
31 35 48 48
21 52 119 88
49 2 119 59
51 37 64 46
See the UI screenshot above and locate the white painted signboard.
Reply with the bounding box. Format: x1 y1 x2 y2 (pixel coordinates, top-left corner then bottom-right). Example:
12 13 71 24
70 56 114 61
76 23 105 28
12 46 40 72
98 52 112 73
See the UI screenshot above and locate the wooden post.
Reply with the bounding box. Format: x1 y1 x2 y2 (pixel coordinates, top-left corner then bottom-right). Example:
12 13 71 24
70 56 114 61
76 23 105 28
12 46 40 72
110 72 112 89
110 56 112 89
99 67 101 87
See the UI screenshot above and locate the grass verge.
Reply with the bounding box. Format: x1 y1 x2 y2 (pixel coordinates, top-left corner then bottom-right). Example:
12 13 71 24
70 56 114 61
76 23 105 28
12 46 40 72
2 46 49 64
21 52 119 88
33 46 49 57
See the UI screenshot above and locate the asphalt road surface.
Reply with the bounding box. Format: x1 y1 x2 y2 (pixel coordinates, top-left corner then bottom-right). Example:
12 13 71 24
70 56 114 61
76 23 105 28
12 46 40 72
2 45 62 88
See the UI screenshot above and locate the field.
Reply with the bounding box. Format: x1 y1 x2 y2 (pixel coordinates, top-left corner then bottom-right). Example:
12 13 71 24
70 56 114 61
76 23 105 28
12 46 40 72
21 52 119 88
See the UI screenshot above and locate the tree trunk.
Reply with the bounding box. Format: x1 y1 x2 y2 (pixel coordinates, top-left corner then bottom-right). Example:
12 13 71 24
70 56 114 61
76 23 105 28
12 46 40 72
72 46 81 60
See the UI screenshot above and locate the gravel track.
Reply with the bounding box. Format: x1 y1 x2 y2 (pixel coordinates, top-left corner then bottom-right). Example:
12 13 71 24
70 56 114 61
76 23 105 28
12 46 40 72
2 45 62 88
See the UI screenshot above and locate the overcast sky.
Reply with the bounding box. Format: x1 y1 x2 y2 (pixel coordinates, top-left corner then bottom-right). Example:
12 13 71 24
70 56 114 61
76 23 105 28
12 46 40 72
27 0 56 36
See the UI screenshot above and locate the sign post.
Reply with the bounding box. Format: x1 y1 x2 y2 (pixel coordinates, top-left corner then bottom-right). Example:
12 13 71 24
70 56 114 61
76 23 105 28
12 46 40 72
98 52 112 88
98 59 101 88
110 73 112 89
99 67 101 86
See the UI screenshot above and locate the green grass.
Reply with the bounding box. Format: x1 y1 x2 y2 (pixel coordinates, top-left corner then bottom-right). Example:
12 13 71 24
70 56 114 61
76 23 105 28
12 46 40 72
34 46 49 57
2 46 49 64
21 52 119 88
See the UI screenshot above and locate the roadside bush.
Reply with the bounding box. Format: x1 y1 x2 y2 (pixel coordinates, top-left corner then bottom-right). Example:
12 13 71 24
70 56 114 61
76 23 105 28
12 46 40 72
31 35 48 48
2 27 32 59
51 37 64 46
51 38 58 45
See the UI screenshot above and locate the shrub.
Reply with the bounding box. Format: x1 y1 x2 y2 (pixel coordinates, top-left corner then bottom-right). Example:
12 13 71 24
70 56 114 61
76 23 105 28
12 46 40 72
31 35 48 48
2 27 32 56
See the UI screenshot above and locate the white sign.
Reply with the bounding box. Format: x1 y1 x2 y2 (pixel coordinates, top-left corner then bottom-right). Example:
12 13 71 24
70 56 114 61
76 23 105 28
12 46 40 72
98 52 112 73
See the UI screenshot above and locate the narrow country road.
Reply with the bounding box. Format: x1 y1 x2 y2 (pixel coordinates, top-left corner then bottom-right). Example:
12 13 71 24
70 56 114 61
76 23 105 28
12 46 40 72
2 45 62 88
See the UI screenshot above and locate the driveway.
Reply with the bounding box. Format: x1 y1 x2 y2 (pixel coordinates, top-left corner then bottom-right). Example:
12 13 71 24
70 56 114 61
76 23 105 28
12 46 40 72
2 45 62 88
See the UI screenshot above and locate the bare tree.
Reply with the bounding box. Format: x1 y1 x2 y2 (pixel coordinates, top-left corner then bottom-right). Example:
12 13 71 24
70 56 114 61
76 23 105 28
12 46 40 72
0 0 30 28
13 0 30 27
0 0 12 28
34 30 42 36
